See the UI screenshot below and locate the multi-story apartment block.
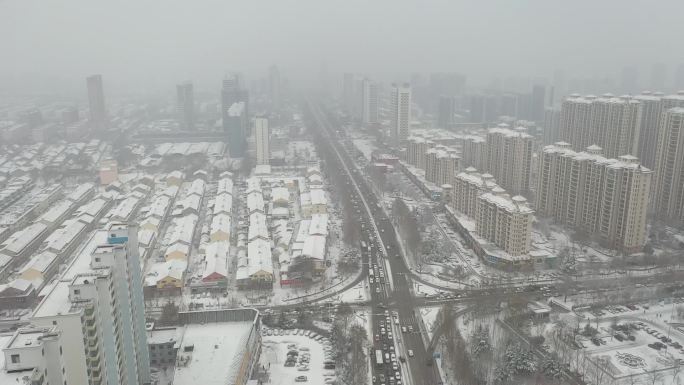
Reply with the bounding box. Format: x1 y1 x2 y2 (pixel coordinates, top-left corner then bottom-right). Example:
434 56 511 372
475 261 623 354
476 192 534 257
559 94 640 159
537 143 651 253
653 107 684 223
456 135 487 171
485 125 533 195
390 83 411 145
451 168 533 257
25 223 150 385
405 136 434 170
424 146 460 186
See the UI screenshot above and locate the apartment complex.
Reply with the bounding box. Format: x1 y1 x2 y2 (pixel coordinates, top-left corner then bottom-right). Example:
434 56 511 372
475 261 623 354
559 94 643 160
17 224 151 385
405 136 434 170
424 146 460 187
484 125 533 195
537 143 651 253
456 135 487 171
653 107 684 222
390 83 411 145
451 168 534 258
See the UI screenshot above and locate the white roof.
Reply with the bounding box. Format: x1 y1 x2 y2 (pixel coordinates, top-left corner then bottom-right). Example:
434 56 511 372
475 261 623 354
145 259 187 286
271 186 290 203
309 214 328 236
44 220 87 253
248 212 269 241
165 242 190 258
66 183 94 202
19 251 58 275
109 196 140 221
140 216 161 229
245 178 261 194
239 238 272 279
173 321 253 385
39 200 73 225
76 197 109 218
138 229 156 247
203 241 229 279
217 178 233 195
310 188 327 206
147 195 171 219
302 235 326 260
300 192 311 207
210 213 231 236
186 179 206 197
247 191 264 213
168 170 185 180
168 214 198 245
1 223 48 255
213 193 233 215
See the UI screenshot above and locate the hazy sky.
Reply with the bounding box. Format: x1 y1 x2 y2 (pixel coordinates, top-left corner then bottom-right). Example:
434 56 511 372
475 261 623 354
2 0 684 96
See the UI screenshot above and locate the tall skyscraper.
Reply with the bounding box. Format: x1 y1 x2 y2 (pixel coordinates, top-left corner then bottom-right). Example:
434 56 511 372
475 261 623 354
254 117 270 165
222 74 249 138
27 224 150 385
176 81 195 130
86 74 107 130
226 102 247 157
437 95 456 129
559 94 641 159
633 92 664 169
537 143 651 253
485 125 533 195
390 83 411 145
654 107 684 222
542 107 561 145
269 65 281 111
361 78 379 125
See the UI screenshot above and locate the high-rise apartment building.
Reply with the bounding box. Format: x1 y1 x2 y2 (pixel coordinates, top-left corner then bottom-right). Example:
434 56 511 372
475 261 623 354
653 107 684 222
438 95 456 128
633 92 664 169
222 74 249 135
226 102 247 157
405 136 434 170
424 146 460 187
537 143 651 253
177 81 195 130
254 117 270 165
27 224 150 385
542 107 561 145
485 125 533 195
390 83 411 145
87 74 107 130
456 135 487 171
559 94 641 159
361 78 379 125
450 169 533 257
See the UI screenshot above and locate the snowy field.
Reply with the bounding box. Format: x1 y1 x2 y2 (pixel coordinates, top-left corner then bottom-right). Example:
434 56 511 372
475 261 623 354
420 306 441 341
260 332 335 385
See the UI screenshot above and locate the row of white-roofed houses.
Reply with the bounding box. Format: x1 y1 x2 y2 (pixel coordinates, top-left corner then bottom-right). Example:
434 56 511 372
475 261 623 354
183 172 235 293
0 182 122 310
144 172 206 296
235 177 274 289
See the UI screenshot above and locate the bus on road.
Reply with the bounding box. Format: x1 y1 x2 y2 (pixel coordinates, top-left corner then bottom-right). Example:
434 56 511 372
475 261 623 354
375 349 383 367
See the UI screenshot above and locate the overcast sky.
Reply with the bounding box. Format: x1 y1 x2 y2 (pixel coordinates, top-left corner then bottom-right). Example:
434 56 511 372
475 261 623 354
2 0 683 97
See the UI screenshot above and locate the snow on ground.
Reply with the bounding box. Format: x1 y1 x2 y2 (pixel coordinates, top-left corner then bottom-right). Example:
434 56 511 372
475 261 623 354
260 332 334 385
332 280 369 303
413 281 440 297
419 307 441 341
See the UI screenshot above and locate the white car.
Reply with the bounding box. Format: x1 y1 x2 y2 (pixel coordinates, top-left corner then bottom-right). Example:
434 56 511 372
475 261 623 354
408 350 414 357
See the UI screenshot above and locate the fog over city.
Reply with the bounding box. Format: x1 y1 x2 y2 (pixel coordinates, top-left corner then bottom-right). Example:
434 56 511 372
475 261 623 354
2 0 684 95
4 2 684 385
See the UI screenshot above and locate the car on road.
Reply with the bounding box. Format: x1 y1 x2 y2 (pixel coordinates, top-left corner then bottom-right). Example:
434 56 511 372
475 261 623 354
407 350 414 357
401 326 407 333
395 371 401 379
295 376 308 382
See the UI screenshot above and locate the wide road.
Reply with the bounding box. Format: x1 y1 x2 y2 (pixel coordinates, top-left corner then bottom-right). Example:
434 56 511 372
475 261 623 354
306 102 441 385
